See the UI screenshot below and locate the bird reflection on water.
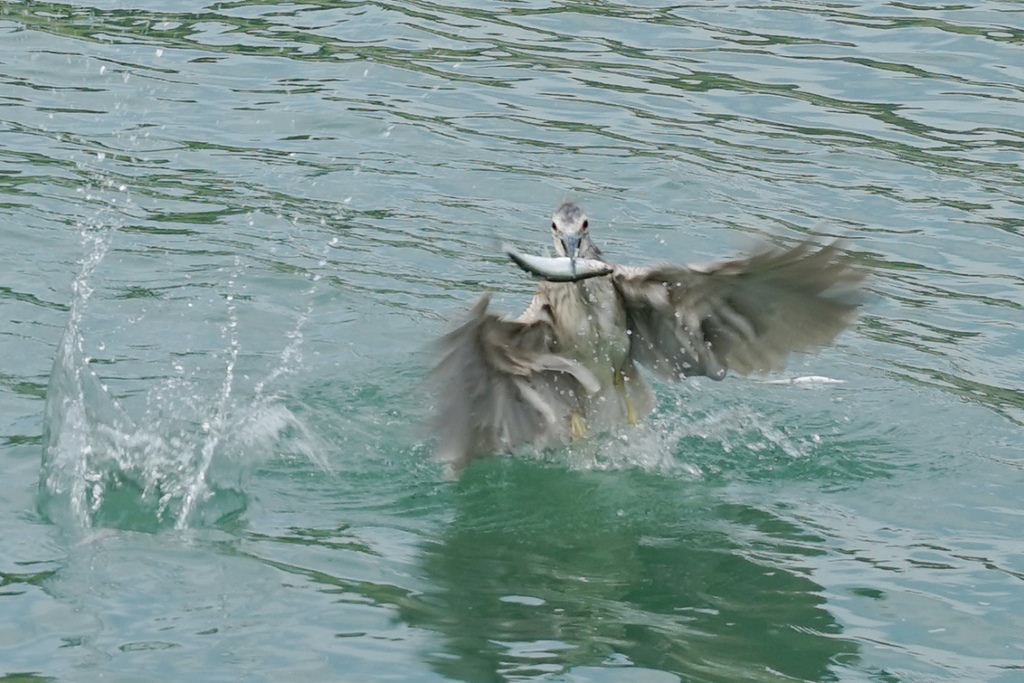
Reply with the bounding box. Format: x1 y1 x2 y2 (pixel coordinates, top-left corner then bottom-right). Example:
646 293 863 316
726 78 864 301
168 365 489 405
431 203 865 471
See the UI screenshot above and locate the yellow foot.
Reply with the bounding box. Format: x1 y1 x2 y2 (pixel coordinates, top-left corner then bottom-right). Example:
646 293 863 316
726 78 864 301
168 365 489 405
625 397 640 426
570 412 587 439
615 371 640 425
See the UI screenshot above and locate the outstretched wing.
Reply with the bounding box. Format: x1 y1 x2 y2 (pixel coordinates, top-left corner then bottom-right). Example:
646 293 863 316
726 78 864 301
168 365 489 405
429 293 600 471
613 241 864 379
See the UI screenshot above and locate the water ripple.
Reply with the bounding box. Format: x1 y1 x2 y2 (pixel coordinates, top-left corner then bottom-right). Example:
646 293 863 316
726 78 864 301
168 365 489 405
3 1 1024 680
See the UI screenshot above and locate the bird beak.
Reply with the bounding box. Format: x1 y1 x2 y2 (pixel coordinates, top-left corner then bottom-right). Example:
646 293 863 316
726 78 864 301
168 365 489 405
561 234 580 275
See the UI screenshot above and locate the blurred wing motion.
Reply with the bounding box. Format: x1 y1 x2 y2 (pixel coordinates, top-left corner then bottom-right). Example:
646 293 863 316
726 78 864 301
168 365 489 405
429 293 600 471
614 241 865 380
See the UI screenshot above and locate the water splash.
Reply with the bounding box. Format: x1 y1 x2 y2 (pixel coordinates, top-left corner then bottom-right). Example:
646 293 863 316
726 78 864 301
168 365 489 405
40 222 115 528
558 380 835 479
39 227 325 532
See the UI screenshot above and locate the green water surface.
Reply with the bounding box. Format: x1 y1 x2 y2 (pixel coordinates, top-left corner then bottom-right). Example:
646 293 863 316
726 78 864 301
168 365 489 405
1 1 1023 681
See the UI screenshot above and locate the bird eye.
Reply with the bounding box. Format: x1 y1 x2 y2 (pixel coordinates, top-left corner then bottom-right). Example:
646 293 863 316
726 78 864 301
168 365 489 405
582 220 589 230
551 222 557 232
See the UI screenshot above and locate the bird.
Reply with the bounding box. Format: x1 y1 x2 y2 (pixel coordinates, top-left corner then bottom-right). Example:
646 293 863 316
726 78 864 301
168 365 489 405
430 202 864 472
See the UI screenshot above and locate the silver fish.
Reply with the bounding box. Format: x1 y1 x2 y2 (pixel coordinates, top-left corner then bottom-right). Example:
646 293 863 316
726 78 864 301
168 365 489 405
504 244 613 282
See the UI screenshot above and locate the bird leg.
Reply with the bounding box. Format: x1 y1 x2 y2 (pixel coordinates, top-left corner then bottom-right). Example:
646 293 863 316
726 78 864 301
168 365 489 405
615 370 640 425
569 412 587 439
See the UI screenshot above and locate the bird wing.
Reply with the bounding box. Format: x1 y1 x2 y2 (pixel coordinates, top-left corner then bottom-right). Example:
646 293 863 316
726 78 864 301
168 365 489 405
612 241 864 379
429 292 600 470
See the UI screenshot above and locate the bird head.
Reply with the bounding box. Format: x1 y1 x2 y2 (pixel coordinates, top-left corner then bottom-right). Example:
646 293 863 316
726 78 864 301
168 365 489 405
550 203 598 275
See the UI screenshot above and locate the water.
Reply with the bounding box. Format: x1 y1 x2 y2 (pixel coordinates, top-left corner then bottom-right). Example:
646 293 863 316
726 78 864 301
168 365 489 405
2 1 1023 680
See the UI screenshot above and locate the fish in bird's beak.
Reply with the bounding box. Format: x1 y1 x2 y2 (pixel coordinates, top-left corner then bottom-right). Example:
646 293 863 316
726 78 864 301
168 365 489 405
561 233 580 276
504 244 612 282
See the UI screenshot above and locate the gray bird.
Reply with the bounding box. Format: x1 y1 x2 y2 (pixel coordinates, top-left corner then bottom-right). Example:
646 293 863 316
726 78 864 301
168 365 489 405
431 202 864 471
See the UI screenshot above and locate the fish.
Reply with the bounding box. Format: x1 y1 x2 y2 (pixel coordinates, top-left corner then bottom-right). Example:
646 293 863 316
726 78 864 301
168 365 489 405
504 244 613 282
